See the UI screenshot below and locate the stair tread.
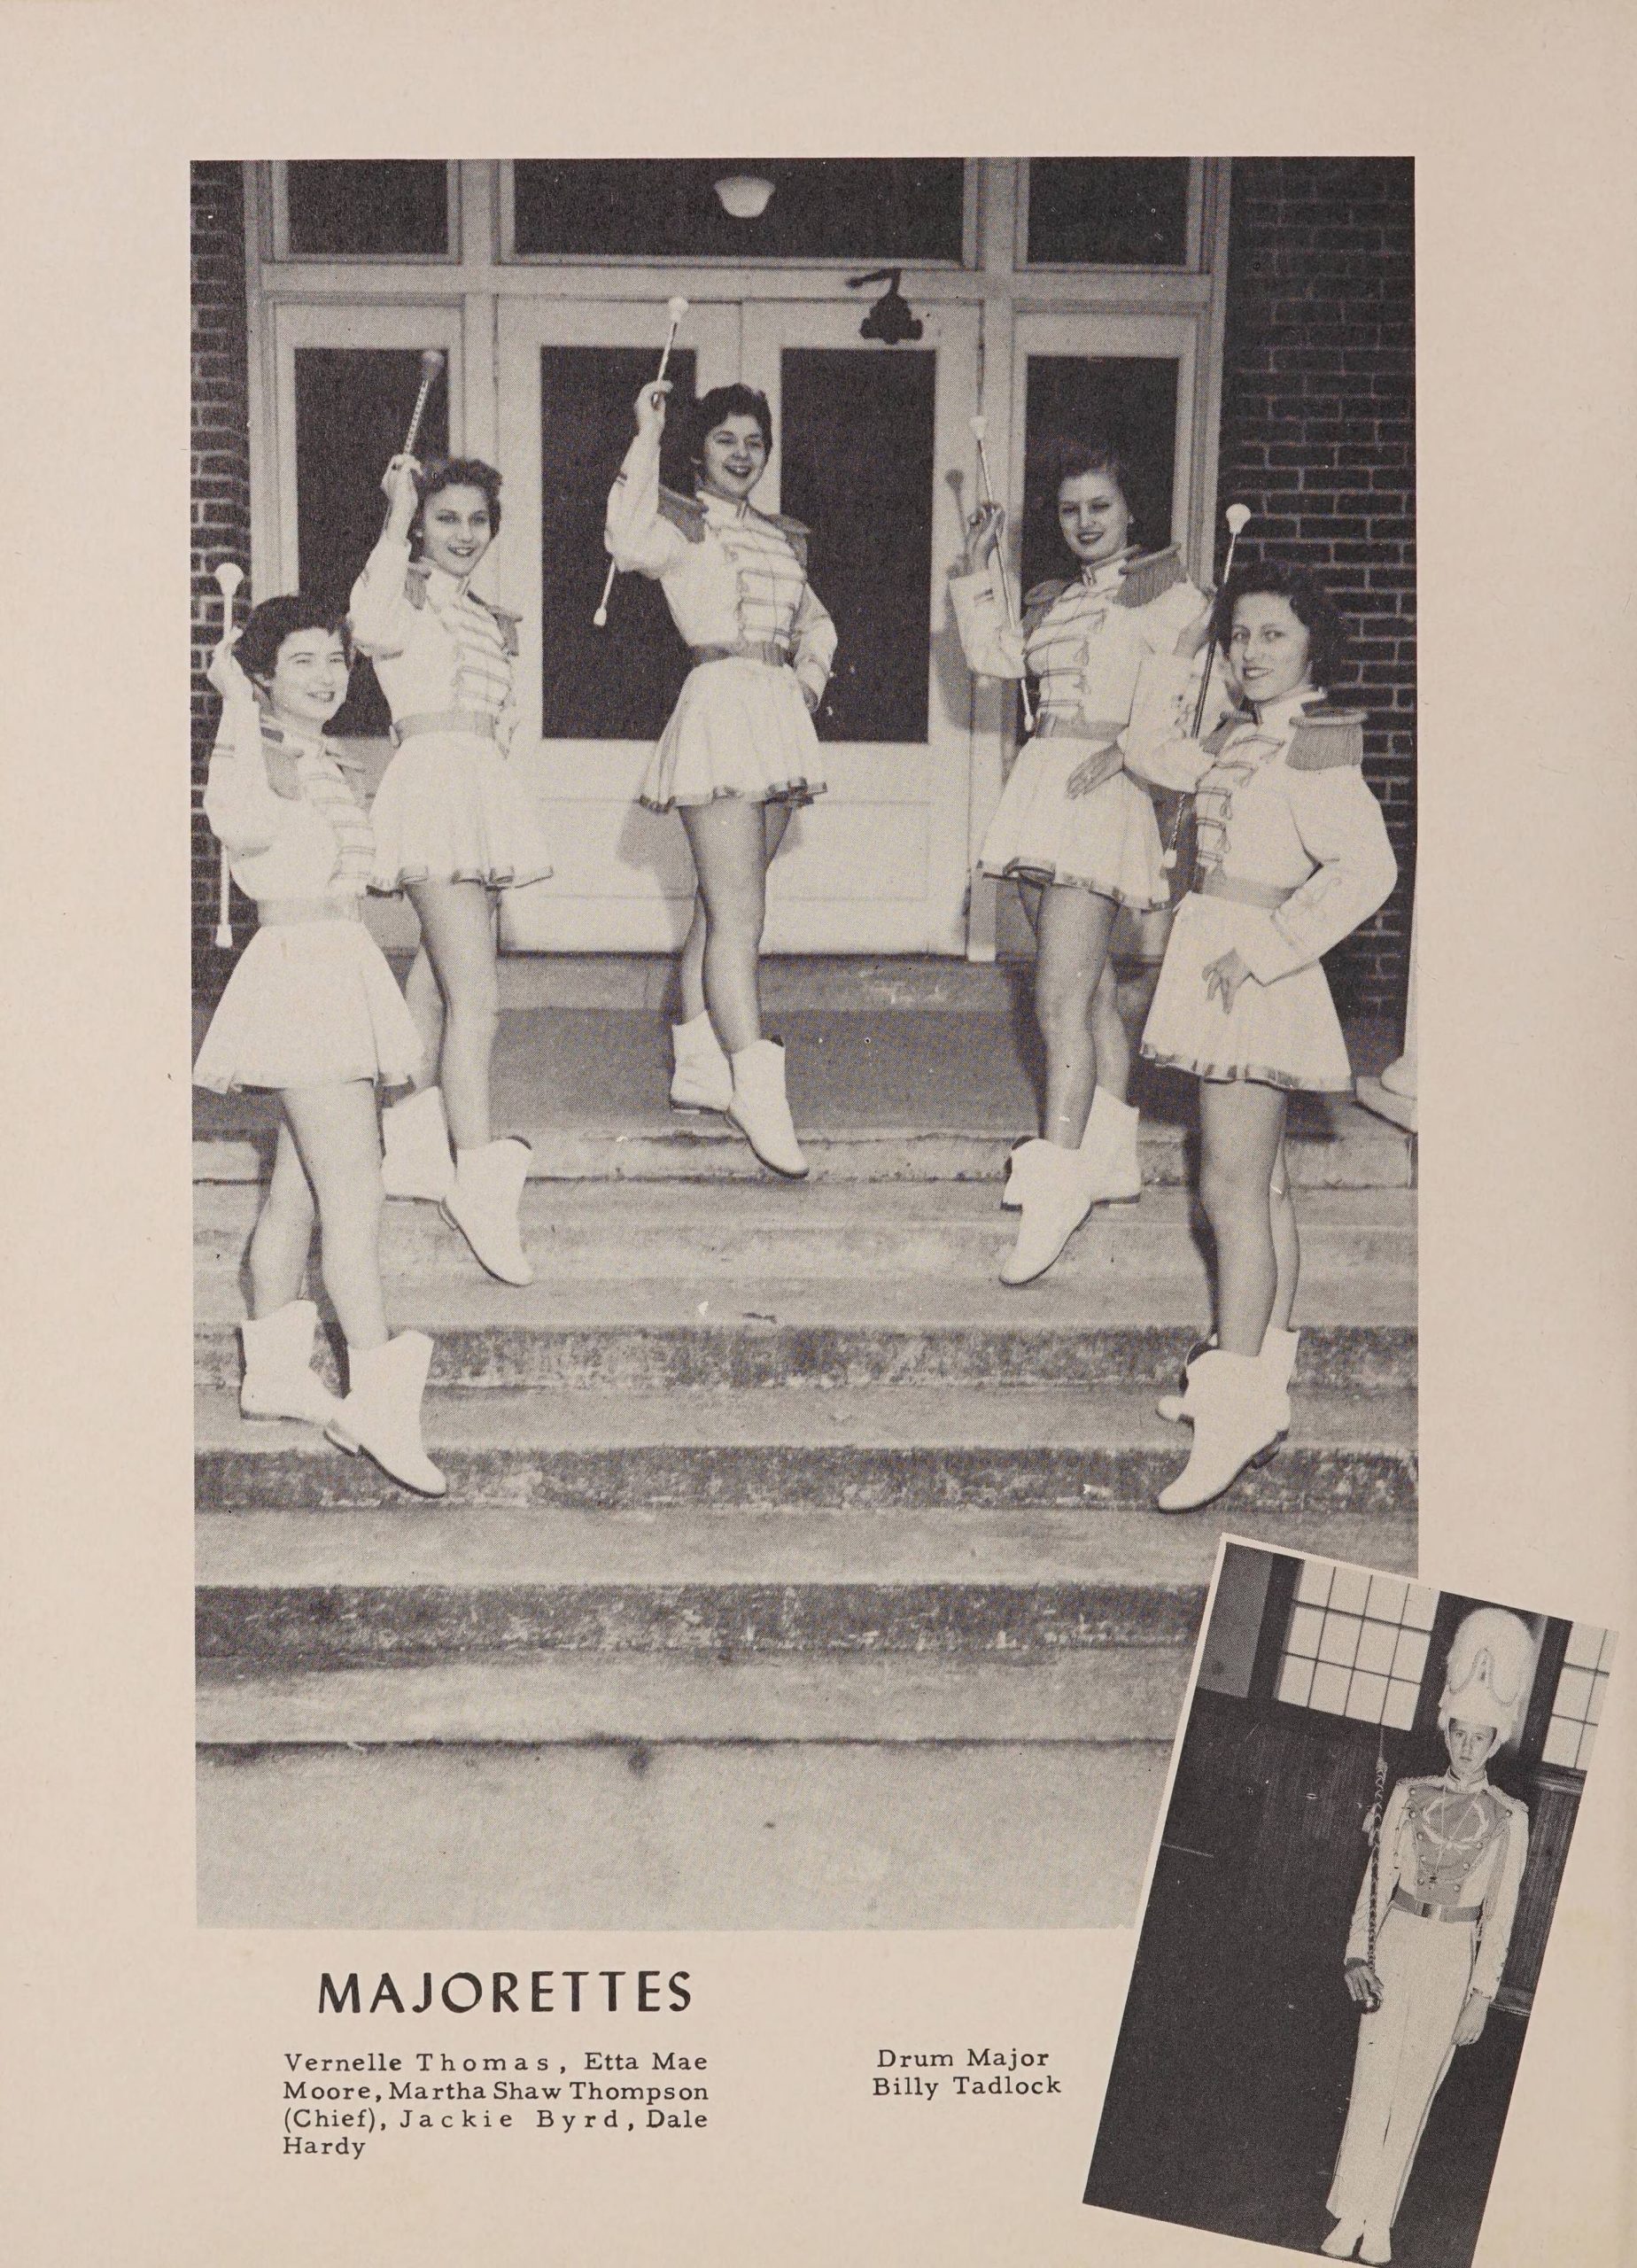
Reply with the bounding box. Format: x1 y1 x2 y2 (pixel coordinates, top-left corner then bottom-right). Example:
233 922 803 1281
196 1380 1416 1456
197 1499 1413 1592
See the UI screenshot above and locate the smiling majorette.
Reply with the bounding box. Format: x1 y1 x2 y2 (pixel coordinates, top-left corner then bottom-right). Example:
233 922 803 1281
194 598 444 1496
951 443 1208 1285
1322 1609 1534 2266
1121 563 1398 1512
605 379 836 1179
349 454 553 1285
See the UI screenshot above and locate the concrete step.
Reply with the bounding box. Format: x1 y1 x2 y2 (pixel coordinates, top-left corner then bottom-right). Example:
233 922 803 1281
195 1382 1417 1518
196 1736 1173 1929
194 1180 1415 1284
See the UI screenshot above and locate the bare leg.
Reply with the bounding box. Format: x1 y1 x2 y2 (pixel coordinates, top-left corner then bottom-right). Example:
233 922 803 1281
402 943 445 1086
678 895 709 1023
1198 1079 1290 1355
1090 959 1132 1106
1269 1136 1300 1330
247 1120 317 1317
282 1081 390 1351
679 797 775 1055
405 879 499 1150
1033 884 1119 1145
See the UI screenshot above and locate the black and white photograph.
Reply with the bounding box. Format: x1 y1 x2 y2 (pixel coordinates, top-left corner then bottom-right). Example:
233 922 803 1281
190 157 1418 1930
1084 1541 1617 2266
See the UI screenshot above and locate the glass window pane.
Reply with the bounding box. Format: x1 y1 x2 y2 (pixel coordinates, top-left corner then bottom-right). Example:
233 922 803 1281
1577 1724 1597 1770
294 347 451 737
1330 1565 1372 1616
1366 1573 1408 1620
1393 1627 1430 1681
1277 1656 1315 1708
1318 1612 1361 1667
1027 159 1190 268
1311 1662 1352 1715
1403 1584 1438 1629
287 162 450 258
512 160 966 263
1286 1604 1323 1658
1384 1678 1418 1729
1355 1619 1398 1675
1541 1719 1580 1768
780 347 935 743
1555 1666 1594 1720
1295 1559 1333 1606
1347 1671 1388 1722
1563 1621 1604 1667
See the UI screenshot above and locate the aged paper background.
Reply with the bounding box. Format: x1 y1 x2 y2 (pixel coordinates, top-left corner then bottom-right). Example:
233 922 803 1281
3 2 1633 2260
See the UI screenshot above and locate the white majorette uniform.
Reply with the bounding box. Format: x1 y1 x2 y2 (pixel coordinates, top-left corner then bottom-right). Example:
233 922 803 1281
193 676 423 1095
1122 663 1398 1091
349 534 553 894
1327 1771 1528 2240
604 423 836 812
950 545 1206 906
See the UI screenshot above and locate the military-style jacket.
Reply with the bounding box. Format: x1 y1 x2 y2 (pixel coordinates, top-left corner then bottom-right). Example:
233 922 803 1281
1122 656 1398 983
349 532 519 750
203 672 373 905
950 545 1205 734
1346 1773 1530 2003
605 424 836 712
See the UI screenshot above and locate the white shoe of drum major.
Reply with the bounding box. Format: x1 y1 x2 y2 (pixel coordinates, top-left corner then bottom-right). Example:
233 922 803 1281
442 1138 535 1285
238 1300 344 1426
1357 2226 1392 2266
379 1085 455 1201
1320 2220 1363 2262
326 1331 446 1498
999 1138 1097 1285
1158 1325 1299 1425
1154 1348 1289 1513
670 1012 733 1115
726 1037 808 1178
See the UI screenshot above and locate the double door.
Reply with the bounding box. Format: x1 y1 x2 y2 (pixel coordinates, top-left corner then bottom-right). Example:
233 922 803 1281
493 299 981 952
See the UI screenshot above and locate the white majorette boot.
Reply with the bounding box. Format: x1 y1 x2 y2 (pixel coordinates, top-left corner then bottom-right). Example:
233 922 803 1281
1079 1085 1144 1206
1155 1349 1288 1513
726 1037 808 1178
999 1138 1095 1285
441 1138 535 1285
380 1086 454 1200
326 1332 446 1497
1320 2221 1363 2261
239 1301 343 1426
1158 1324 1297 1425
670 1012 733 1115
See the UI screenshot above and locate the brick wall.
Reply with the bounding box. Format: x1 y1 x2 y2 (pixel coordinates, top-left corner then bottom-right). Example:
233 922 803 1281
1217 157 1416 1021
191 161 252 980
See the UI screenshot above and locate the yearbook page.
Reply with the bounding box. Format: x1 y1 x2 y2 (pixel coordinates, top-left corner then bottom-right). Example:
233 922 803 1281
2 3 1632 2263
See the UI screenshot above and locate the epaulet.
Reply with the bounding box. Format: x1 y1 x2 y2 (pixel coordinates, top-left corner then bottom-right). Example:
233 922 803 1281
656 485 708 544
1287 707 1367 772
1202 706 1254 755
405 561 431 610
1115 545 1186 609
255 716 304 800
1021 578 1070 633
756 505 811 569
471 594 521 657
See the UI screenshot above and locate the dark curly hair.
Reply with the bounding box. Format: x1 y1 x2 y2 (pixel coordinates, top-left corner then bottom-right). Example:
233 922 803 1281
1214 561 1350 695
681 384 775 480
410 456 503 550
234 594 353 687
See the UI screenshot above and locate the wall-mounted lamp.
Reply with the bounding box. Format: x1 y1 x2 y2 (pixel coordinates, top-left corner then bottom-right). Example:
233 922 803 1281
847 267 923 346
714 174 775 221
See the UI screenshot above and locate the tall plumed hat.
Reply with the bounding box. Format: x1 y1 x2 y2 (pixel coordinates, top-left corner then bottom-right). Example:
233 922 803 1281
1438 1608 1537 1745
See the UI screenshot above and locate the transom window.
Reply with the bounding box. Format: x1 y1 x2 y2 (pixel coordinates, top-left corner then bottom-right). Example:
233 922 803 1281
1542 1623 1616 1771
281 161 454 260
1276 1561 1438 1728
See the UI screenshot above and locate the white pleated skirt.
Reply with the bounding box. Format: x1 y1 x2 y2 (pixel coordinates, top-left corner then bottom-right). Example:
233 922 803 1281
193 917 423 1094
978 736 1167 910
369 729 554 894
1141 890 1354 1092
640 657 826 812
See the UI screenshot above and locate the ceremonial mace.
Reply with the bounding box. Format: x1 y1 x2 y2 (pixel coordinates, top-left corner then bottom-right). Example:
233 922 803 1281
967 414 1035 732
594 297 689 629
1161 504 1253 875
211 560 244 947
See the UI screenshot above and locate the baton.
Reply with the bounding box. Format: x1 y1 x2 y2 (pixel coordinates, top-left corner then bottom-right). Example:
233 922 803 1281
594 298 689 629
211 561 244 947
968 414 1035 733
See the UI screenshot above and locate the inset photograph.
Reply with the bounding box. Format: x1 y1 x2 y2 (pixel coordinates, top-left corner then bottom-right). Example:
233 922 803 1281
1084 1542 1615 2265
